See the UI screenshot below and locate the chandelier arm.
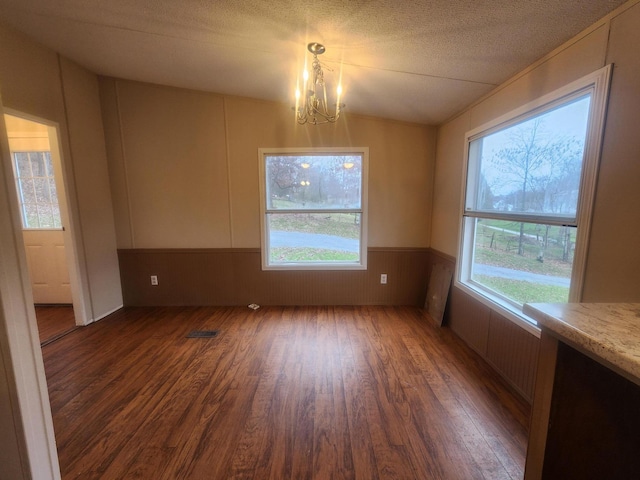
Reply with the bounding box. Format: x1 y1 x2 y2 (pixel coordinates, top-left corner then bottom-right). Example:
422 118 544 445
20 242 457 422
294 43 343 125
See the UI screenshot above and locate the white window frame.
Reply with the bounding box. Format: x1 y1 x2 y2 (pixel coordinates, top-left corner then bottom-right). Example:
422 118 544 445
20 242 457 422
456 65 612 334
258 147 369 270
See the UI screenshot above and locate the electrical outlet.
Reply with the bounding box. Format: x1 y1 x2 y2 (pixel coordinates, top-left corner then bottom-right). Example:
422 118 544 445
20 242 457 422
380 273 387 284
150 275 158 286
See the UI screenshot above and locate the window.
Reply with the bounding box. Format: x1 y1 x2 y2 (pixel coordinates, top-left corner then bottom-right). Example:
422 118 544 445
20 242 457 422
259 148 368 270
458 66 611 329
12 151 62 229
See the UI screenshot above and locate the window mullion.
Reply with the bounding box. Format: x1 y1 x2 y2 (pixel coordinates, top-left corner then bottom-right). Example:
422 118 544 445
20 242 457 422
266 208 362 215
463 210 577 227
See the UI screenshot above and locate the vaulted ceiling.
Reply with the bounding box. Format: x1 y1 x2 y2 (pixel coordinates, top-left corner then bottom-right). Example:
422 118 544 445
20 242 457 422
0 0 628 125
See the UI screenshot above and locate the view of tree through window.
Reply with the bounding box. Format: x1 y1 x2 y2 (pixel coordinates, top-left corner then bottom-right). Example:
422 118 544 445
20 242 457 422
463 95 591 308
13 151 62 229
261 151 366 268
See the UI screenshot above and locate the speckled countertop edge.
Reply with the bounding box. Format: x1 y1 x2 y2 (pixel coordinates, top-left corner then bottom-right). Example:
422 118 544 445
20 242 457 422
524 303 640 383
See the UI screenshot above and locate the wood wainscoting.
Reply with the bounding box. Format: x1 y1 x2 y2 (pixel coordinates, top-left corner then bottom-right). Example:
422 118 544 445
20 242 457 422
448 287 540 402
118 248 431 307
424 249 539 403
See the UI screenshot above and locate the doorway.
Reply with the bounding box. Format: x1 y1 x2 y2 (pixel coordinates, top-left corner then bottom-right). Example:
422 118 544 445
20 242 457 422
4 113 78 344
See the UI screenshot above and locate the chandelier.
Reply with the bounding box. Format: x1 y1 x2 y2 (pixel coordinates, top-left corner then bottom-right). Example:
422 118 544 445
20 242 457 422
295 42 344 125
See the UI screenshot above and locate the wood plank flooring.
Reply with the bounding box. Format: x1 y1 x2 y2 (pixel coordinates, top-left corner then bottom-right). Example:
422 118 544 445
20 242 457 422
42 306 530 479
35 305 76 345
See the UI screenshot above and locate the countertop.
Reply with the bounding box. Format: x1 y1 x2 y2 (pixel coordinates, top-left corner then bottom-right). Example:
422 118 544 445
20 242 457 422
523 303 640 385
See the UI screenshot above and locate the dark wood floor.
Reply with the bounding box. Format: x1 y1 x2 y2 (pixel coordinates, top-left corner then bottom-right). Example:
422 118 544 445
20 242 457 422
35 305 76 345
42 306 530 479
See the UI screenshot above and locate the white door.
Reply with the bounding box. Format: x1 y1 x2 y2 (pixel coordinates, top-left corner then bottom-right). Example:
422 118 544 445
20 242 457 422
6 116 72 304
22 229 72 304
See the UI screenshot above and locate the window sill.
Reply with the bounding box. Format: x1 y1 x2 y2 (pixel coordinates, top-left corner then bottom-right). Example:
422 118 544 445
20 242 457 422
262 262 367 271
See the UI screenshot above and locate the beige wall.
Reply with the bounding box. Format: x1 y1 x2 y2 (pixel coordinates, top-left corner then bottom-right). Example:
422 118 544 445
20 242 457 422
432 1 640 305
0 24 123 478
582 3 640 301
430 111 469 256
58 58 122 317
100 79 436 250
0 25 123 322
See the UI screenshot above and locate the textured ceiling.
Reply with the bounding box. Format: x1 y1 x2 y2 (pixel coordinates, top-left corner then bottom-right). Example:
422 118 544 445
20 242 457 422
0 0 628 125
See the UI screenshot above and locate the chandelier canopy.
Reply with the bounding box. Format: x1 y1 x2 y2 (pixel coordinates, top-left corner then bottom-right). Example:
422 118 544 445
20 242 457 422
295 42 344 125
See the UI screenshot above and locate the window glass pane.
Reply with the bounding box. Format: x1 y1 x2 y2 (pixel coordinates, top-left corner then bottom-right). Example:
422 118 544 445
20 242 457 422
49 178 59 204
466 96 590 218
44 152 54 176
267 212 361 264
23 204 39 228
19 179 36 203
34 178 50 204
30 152 46 177
265 155 362 210
15 153 30 177
37 204 54 228
52 204 62 228
470 218 574 305
13 151 63 230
